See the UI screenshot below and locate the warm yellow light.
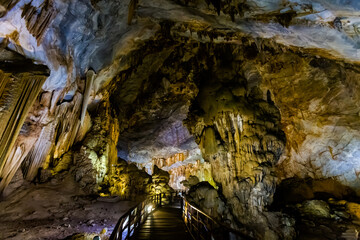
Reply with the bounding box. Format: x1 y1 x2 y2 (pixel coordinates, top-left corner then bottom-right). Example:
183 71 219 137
146 204 154 213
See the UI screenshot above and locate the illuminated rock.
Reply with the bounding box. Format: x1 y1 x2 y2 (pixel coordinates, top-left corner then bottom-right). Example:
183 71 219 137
1 0 360 239
74 100 119 194
346 202 360 220
299 200 331 219
101 159 151 200
180 175 199 189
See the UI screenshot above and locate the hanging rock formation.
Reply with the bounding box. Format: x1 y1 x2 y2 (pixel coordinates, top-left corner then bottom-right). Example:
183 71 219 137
0 48 48 192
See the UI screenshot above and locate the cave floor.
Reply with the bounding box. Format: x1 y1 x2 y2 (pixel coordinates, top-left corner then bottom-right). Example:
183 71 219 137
0 174 137 240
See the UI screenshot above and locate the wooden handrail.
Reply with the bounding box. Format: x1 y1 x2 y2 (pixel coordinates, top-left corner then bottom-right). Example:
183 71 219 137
182 198 255 240
109 191 254 240
109 190 187 240
109 193 165 240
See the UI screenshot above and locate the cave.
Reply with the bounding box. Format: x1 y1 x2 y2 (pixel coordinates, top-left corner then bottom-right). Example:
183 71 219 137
1 0 360 240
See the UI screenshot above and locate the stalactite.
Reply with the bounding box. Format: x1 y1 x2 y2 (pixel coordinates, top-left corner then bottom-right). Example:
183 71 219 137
0 69 48 192
53 92 83 159
0 143 25 192
20 91 85 181
21 0 56 45
80 70 95 126
0 0 19 17
22 123 55 180
127 0 138 25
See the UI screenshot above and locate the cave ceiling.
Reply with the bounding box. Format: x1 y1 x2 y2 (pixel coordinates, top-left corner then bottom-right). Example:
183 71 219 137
0 0 359 91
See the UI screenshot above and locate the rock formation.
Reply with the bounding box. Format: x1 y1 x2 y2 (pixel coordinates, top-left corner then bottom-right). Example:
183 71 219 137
100 159 151 200
1 0 360 239
186 181 230 222
0 48 49 192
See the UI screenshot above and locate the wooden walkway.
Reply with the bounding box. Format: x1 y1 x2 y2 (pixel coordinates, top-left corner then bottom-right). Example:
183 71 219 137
130 205 193 240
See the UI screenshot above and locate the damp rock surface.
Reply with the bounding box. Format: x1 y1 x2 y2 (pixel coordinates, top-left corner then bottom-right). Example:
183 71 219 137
0 174 136 240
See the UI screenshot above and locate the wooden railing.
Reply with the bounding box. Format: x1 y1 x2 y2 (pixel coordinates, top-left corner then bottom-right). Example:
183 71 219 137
110 191 252 240
109 193 164 240
182 198 255 240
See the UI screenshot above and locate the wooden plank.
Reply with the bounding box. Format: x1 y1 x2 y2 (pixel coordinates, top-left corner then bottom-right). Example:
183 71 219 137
130 206 192 240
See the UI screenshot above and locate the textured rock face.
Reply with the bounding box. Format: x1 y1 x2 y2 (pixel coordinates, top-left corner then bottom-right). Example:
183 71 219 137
182 44 288 238
73 100 119 194
187 181 231 222
299 200 331 218
100 161 174 202
1 0 360 193
2 0 360 239
1 0 360 93
100 159 151 200
167 159 215 190
148 165 174 202
150 153 215 190
238 49 360 195
0 48 49 192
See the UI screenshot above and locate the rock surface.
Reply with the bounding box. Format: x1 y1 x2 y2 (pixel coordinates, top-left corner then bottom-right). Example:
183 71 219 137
299 200 331 218
0 173 136 240
100 159 151 200
187 181 231 222
1 0 360 239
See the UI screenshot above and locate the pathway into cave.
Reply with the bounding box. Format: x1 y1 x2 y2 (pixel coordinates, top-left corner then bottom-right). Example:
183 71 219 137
130 204 192 240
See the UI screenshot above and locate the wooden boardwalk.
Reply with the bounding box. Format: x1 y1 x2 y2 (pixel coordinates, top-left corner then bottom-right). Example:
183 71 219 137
130 205 193 240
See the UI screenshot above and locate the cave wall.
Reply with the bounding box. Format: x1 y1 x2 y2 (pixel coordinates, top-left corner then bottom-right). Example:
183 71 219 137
175 37 360 238
73 99 119 194
258 53 360 193
98 34 360 238
0 62 104 193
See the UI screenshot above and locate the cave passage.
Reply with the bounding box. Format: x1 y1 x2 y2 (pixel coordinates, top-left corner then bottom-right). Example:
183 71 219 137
2 0 360 240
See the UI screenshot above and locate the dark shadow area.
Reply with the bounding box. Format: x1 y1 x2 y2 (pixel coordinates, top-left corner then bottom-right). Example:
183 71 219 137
271 177 358 210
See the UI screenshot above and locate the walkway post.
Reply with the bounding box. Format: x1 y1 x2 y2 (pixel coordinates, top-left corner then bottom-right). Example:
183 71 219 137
197 210 200 239
181 196 183 213
128 214 131 238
